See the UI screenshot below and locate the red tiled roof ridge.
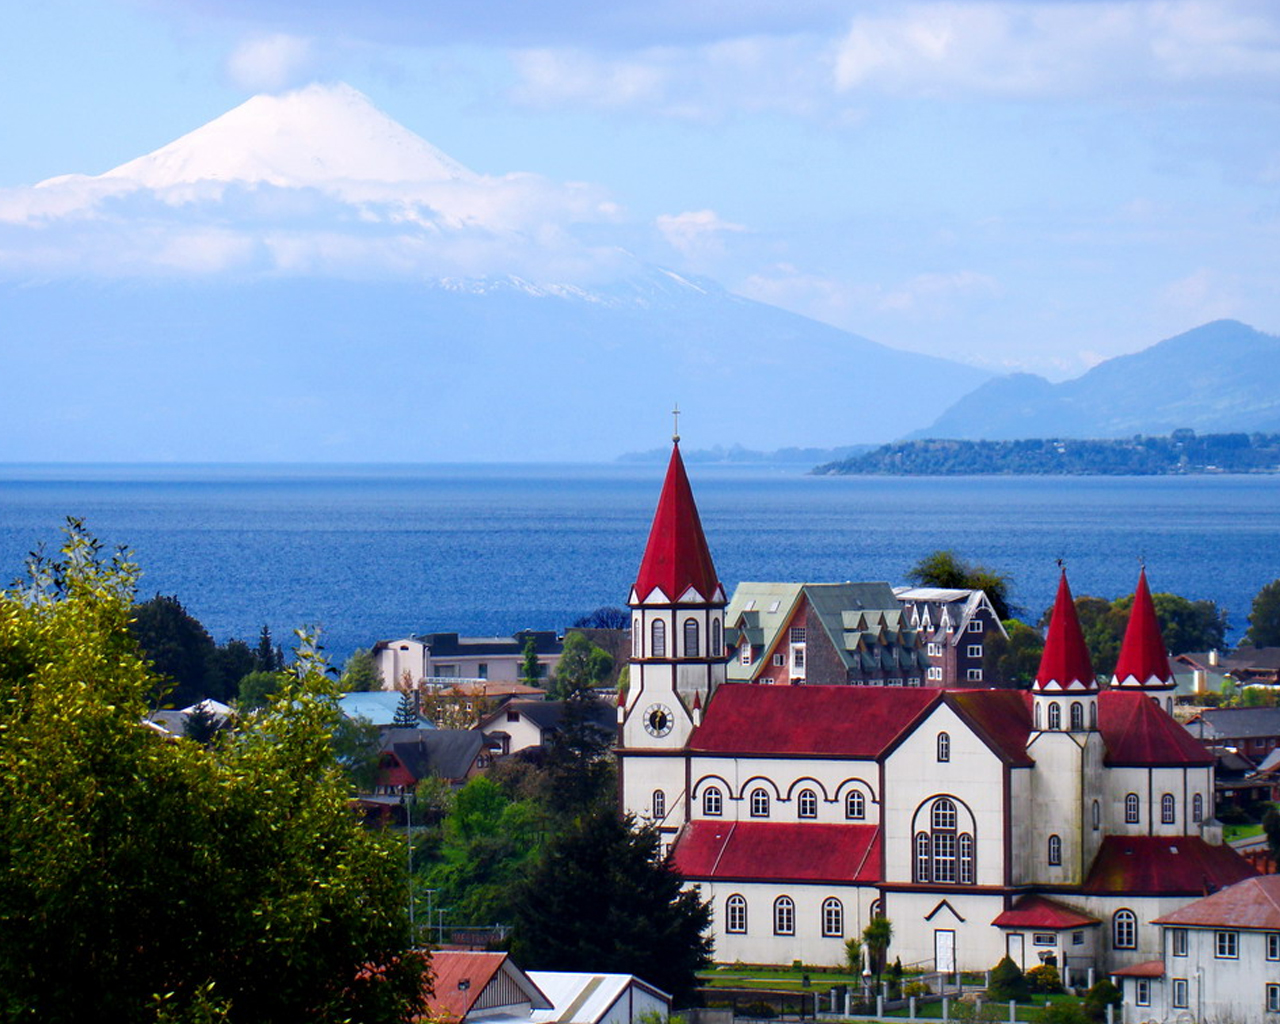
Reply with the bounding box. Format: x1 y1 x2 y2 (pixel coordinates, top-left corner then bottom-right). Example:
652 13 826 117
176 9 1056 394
633 442 721 604
1112 569 1175 688
1098 690 1214 767
1035 570 1096 691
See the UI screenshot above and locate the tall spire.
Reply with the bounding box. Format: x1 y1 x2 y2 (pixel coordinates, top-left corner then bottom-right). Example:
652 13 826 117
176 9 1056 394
632 441 721 604
1112 568 1175 690
1034 570 1097 692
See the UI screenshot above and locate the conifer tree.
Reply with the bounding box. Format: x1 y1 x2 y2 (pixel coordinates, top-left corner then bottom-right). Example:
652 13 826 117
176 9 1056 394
393 688 420 728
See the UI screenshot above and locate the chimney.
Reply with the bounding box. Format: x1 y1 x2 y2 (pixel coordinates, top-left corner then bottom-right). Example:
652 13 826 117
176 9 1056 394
1209 650 1220 668
1194 669 1207 695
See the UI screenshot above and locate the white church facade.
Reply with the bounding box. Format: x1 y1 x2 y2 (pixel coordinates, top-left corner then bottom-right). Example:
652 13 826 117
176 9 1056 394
617 440 1254 974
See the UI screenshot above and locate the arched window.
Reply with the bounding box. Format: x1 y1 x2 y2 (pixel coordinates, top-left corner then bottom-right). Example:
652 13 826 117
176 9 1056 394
931 799 958 883
1034 703 1041 730
651 619 666 658
1070 702 1083 730
1090 702 1098 729
932 798 957 830
1048 834 1062 865
652 790 666 820
1047 703 1062 730
1125 793 1140 824
915 832 931 882
1193 793 1204 823
711 618 722 658
959 833 975 884
1162 793 1176 825
1166 697 1174 715
798 789 818 819
773 896 795 935
750 788 770 817
1092 800 1101 831
1113 909 1137 949
684 618 700 658
703 786 723 817
822 897 844 938
937 732 951 762
846 790 866 820
726 894 747 933
632 617 641 657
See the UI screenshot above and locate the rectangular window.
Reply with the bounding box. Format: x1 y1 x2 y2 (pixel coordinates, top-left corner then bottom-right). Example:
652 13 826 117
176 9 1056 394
507 710 520 723
477 663 488 679
773 653 785 666
969 620 984 633
967 644 983 658
1269 933 1280 961
927 642 941 657
1216 930 1239 959
792 646 805 670
1268 984 1280 1013
436 664 458 678
1072 931 1084 946
1171 928 1188 957
1172 979 1188 1009
1136 980 1150 1007
740 644 752 665
789 627 806 643
1033 933 1055 946
928 667 943 681
966 668 983 681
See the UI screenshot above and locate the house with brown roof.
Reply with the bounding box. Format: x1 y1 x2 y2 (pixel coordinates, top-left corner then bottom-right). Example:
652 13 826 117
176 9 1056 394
1114 875 1280 1024
616 439 1254 977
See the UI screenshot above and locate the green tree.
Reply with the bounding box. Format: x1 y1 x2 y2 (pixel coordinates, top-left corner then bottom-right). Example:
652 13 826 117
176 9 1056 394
986 956 1031 1002
393 688 421 728
1083 979 1121 1023
844 937 863 976
0 521 427 1021
545 684 614 820
548 631 613 700
511 811 712 1006
1246 579 1280 648
861 915 893 984
572 607 631 629
983 620 1045 686
255 624 284 673
237 669 287 710
207 638 256 703
331 714 384 793
907 550 1014 620
340 647 383 692
130 593 219 706
1264 806 1280 866
520 635 542 687
184 701 225 746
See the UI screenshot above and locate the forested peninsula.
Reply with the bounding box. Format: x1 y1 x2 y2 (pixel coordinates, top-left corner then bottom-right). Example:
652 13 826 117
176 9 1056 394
815 431 1280 476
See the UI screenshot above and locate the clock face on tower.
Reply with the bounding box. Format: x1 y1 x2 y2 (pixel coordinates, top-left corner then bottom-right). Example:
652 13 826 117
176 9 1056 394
644 703 674 738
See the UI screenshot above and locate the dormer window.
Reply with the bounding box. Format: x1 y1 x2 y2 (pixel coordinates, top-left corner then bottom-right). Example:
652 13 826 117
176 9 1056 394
740 644 752 665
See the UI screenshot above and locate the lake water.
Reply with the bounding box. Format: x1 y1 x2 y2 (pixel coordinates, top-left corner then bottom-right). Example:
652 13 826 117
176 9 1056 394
1 463 1278 665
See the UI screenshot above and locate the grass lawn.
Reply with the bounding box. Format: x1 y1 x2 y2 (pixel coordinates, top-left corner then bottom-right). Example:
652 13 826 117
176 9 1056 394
1225 821 1264 841
698 966 865 992
884 992 1081 1021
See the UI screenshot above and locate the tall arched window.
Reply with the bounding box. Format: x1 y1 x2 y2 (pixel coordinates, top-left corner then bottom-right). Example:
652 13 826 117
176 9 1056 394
1125 793 1140 824
652 790 666 820
726 894 747 933
632 617 641 657
959 833 975 884
1090 702 1098 729
1092 800 1101 831
1193 793 1204 823
937 732 951 762
750 788 770 817
1047 703 1062 730
1034 703 1041 730
798 789 818 819
931 798 958 883
711 618 722 657
1162 794 1176 824
773 896 795 935
822 897 844 938
651 619 666 658
703 786 723 816
1070 702 1083 730
915 832 931 882
846 790 866 820
683 618 700 657
1113 909 1137 949
1048 834 1062 865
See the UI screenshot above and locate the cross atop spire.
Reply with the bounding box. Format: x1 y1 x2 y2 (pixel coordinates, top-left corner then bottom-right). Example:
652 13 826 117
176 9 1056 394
672 403 681 444
632 439 721 605
1112 567 1175 690
1034 569 1097 692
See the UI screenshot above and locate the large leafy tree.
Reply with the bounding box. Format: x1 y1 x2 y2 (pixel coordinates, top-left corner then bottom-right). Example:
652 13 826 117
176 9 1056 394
0 522 427 1022
907 550 1014 620
982 620 1045 686
1245 579 1280 648
511 811 712 1006
341 647 383 692
130 592 220 706
547 631 613 700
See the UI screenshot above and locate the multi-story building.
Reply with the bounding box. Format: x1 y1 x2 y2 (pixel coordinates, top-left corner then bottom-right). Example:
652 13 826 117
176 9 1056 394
895 586 1010 687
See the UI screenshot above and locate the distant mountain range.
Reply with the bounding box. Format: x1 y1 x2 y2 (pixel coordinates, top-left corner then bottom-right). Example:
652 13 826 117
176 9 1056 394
912 320 1280 441
0 83 992 462
618 443 875 465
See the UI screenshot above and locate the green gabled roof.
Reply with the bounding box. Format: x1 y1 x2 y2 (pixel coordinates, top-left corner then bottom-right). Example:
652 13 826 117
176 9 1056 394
725 582 804 680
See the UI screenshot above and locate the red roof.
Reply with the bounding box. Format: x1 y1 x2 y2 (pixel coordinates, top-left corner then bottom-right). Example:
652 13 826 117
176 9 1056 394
633 442 721 603
673 821 881 883
991 895 1099 929
1112 569 1175 689
1034 571 1096 691
946 690 1034 766
690 684 940 758
1099 690 1214 766
1111 960 1165 978
425 951 509 1019
1083 835 1257 896
1153 875 1280 929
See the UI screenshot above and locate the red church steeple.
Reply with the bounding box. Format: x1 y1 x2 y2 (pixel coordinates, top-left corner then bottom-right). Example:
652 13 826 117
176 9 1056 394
1112 568 1175 690
1034 570 1097 692
632 441 722 604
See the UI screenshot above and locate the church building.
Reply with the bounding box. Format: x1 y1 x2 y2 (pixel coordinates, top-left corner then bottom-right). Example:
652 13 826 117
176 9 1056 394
617 440 1254 974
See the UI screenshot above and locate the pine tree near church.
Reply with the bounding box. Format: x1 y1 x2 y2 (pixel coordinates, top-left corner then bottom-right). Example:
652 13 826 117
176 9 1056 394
393 688 420 728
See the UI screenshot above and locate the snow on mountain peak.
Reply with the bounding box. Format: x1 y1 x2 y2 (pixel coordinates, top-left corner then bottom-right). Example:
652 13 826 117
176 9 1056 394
98 82 476 189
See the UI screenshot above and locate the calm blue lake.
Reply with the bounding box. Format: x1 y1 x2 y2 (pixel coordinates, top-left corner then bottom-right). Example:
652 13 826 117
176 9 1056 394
1 463 1277 665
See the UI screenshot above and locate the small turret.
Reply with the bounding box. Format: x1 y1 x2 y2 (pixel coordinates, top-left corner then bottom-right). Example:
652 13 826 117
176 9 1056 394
1112 568 1176 692
1033 570 1098 733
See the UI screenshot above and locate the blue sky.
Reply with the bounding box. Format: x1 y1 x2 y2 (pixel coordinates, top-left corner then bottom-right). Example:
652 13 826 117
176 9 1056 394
3 0 1280 378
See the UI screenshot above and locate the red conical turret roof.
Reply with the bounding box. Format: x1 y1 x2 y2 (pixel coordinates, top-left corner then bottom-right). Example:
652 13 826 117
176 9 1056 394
1034 570 1097 691
1112 568 1175 690
632 442 721 604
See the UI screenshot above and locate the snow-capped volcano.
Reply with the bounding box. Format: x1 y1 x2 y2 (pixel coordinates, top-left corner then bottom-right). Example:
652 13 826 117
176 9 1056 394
72 83 477 189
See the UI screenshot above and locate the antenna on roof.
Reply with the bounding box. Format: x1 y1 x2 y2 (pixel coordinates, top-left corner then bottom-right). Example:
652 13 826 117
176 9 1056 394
672 403 681 443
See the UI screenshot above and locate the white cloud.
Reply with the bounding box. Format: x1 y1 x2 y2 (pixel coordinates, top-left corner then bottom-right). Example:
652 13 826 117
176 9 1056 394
656 209 746 257
226 34 317 92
